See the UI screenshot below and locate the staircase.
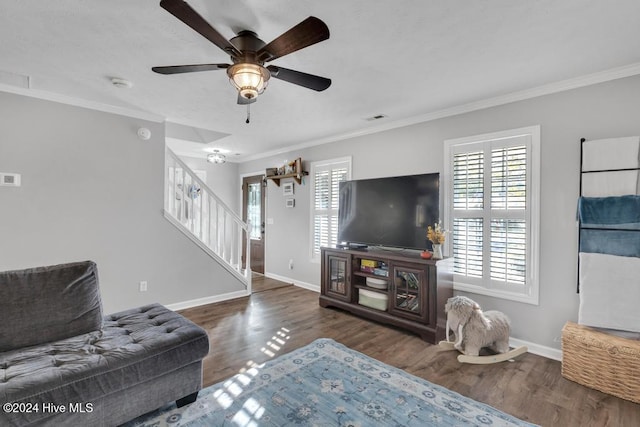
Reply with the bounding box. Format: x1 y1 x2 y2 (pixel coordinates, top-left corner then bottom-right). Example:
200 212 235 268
164 148 251 290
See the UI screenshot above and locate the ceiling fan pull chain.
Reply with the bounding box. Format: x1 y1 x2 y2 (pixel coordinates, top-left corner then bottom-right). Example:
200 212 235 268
246 103 251 124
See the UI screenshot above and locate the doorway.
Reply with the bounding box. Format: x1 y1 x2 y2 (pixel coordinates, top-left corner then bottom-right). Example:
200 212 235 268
242 175 265 274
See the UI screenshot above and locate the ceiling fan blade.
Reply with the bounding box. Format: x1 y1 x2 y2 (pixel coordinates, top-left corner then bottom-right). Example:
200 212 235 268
152 63 229 74
267 66 331 91
257 17 329 62
160 0 241 57
237 94 257 105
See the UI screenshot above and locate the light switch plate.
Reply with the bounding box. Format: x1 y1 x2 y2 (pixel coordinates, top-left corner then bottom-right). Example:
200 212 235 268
0 173 21 187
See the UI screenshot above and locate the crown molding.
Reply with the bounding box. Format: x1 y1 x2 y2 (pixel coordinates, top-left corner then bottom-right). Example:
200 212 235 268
4 61 640 162
239 61 640 162
0 83 164 123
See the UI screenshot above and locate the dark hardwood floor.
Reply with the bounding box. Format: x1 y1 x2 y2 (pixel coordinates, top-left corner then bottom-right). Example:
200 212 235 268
179 284 640 427
250 273 293 293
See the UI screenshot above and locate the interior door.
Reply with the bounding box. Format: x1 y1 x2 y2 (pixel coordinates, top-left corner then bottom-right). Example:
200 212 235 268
242 175 266 274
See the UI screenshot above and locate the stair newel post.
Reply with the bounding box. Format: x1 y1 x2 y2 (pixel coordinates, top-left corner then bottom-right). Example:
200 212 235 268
245 220 252 284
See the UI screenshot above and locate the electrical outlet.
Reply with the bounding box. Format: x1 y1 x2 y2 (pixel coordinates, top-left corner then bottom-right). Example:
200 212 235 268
139 281 148 292
288 259 294 270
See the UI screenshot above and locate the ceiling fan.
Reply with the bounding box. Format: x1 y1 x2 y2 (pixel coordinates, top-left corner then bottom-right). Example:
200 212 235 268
152 0 331 111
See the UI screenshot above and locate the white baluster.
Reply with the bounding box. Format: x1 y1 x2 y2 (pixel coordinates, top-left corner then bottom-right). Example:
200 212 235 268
180 169 186 223
198 187 204 241
206 195 211 247
236 222 241 272
222 211 228 262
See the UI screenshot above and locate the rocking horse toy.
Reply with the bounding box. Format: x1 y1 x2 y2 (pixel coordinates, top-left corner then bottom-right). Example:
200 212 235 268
439 296 528 364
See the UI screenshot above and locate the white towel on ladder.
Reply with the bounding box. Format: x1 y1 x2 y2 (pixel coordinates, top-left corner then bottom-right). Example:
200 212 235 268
579 252 640 333
581 136 640 196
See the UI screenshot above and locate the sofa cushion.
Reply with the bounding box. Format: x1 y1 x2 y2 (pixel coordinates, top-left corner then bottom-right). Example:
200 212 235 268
0 261 103 352
0 304 209 426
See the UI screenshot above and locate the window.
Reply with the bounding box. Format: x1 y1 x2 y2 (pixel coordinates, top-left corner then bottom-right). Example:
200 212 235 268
246 181 262 240
444 126 540 304
310 157 352 260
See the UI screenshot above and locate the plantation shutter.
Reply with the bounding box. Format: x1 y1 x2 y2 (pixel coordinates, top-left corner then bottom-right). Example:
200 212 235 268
451 135 531 294
452 151 484 279
490 145 527 286
311 159 351 259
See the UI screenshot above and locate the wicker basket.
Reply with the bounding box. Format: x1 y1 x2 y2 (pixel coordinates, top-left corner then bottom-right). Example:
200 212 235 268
562 321 640 404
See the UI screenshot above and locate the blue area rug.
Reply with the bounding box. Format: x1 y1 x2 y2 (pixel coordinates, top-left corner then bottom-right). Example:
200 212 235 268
125 338 535 426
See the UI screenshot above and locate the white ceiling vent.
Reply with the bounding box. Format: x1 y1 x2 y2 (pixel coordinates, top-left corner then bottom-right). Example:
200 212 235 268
111 77 133 89
365 114 388 121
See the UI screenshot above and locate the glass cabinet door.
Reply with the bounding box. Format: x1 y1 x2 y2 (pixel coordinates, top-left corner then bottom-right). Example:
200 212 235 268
390 264 426 320
325 254 351 301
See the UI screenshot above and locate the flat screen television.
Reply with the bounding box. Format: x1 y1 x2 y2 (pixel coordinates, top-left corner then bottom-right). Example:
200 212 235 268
337 173 440 250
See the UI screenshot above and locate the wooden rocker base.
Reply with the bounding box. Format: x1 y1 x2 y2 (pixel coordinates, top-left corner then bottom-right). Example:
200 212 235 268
438 341 528 364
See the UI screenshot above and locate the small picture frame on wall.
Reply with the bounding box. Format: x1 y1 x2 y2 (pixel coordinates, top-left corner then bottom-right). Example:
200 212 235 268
283 182 294 196
286 198 295 208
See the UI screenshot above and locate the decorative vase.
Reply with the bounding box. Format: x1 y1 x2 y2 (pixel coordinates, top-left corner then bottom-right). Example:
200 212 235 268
432 244 443 259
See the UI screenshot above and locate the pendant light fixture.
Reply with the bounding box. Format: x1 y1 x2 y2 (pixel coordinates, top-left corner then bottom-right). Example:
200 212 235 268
207 150 226 164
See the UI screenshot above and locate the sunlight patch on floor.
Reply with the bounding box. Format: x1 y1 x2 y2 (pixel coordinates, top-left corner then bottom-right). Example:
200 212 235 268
261 327 290 358
212 326 292 426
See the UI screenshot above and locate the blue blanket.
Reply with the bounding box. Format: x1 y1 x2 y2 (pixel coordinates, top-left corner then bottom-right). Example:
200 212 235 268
578 195 640 229
578 195 640 257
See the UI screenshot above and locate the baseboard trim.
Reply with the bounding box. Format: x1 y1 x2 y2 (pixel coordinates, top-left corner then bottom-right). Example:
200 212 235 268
165 290 250 312
264 272 320 293
509 337 562 361
166 274 562 360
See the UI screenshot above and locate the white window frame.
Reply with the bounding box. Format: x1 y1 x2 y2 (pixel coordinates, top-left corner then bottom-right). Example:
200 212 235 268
443 126 540 305
309 156 352 262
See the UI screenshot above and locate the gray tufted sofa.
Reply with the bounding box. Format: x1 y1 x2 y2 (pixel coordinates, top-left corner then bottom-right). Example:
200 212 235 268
0 261 210 426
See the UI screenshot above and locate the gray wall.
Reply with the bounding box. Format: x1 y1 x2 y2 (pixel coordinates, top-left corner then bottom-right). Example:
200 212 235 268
240 74 640 350
0 92 244 314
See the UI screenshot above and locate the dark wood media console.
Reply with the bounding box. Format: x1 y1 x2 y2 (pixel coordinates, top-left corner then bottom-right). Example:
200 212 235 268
319 247 453 343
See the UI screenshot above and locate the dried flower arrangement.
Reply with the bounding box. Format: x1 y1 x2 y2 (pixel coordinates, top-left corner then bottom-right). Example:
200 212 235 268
427 222 446 245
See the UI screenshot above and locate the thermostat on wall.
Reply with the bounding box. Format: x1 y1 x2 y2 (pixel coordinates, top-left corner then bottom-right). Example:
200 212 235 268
0 173 21 187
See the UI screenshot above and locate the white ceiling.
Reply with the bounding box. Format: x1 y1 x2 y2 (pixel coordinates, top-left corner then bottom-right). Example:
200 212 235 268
3 0 640 161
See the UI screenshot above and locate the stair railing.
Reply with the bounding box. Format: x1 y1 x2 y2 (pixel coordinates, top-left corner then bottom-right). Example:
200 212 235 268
164 148 251 288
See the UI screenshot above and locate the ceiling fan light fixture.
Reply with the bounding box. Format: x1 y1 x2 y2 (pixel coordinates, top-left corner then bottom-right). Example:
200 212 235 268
207 150 226 164
227 63 270 99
